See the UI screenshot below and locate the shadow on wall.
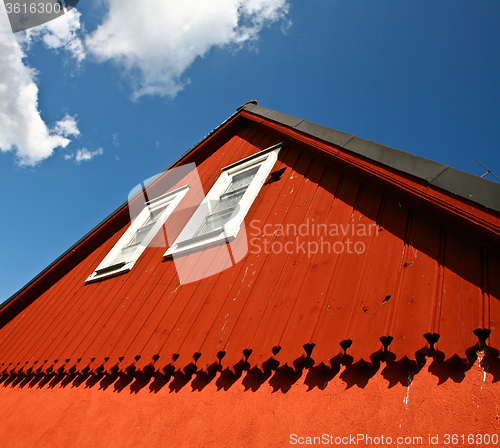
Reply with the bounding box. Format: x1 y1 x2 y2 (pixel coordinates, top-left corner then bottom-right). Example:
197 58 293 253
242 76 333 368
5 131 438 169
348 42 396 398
1 346 499 395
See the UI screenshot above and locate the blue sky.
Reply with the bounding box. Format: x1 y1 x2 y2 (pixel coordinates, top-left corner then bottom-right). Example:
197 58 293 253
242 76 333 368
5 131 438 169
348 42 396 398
1 0 500 303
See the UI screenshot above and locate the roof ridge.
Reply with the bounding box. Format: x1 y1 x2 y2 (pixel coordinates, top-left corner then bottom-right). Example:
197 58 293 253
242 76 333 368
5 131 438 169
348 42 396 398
242 103 500 213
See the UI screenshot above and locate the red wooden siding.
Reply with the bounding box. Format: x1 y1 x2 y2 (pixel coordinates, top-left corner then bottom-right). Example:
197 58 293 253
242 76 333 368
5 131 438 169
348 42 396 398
1 120 499 377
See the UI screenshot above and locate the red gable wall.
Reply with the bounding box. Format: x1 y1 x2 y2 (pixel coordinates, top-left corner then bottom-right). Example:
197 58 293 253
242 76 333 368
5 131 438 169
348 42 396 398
1 110 500 447
1 115 500 377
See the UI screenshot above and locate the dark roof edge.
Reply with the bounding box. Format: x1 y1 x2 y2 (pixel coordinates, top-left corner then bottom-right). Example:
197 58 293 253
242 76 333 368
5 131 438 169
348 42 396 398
0 108 241 311
243 103 500 213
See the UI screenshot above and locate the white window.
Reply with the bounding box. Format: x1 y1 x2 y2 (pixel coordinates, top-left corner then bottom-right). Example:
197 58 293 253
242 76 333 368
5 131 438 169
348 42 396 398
86 185 189 282
165 143 282 257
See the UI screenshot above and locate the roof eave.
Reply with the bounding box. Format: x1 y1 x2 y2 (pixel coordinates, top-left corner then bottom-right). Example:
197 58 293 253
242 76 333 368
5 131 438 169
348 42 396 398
242 103 500 214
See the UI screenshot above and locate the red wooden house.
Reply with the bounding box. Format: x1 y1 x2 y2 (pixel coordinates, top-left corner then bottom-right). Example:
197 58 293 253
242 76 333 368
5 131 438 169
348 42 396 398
1 102 499 447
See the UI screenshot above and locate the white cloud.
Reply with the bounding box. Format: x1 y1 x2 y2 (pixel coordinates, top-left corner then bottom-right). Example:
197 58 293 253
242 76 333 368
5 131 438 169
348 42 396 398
86 0 289 99
54 114 80 137
28 8 85 62
67 147 103 163
0 7 84 167
0 1 290 166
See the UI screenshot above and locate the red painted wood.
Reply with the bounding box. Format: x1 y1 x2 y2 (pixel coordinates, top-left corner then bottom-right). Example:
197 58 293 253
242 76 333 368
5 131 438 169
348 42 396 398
304 183 383 367
96 127 267 371
87 169 213 372
155 137 287 371
101 130 260 371
220 156 325 370
81 165 216 372
171 148 294 371
0 113 244 336
273 172 368 368
41 255 129 372
388 211 442 362
2 228 121 373
200 148 309 371
240 111 500 247
2 113 500 376
0 231 106 366
44 226 145 372
172 229 251 371
250 165 342 370
192 146 300 371
123 129 275 371
437 230 483 361
488 249 500 351
344 196 409 364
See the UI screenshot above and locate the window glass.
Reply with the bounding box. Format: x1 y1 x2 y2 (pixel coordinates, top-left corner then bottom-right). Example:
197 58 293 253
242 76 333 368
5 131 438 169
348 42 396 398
164 143 282 258
87 186 188 282
112 204 169 264
196 166 259 236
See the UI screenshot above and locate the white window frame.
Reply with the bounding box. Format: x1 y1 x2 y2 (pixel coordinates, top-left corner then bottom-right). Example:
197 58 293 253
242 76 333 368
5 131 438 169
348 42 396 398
165 143 282 257
86 185 189 282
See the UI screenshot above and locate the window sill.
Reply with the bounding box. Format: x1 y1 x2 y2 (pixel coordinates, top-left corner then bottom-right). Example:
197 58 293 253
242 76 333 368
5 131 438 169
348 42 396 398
86 262 134 283
164 227 238 258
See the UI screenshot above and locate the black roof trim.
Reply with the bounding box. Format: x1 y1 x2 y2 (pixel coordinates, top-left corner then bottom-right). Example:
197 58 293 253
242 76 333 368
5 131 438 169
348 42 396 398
242 103 500 213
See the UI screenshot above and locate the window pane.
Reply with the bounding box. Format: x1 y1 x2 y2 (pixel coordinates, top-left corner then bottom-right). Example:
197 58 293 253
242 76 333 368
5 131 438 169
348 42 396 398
130 225 152 245
197 209 234 236
149 206 166 223
212 189 245 214
126 205 168 247
115 204 169 261
226 166 259 193
113 245 137 264
195 166 260 237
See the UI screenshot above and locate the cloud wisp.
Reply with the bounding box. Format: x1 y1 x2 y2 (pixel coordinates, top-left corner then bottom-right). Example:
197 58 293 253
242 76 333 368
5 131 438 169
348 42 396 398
86 0 290 99
65 147 104 163
28 7 85 62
